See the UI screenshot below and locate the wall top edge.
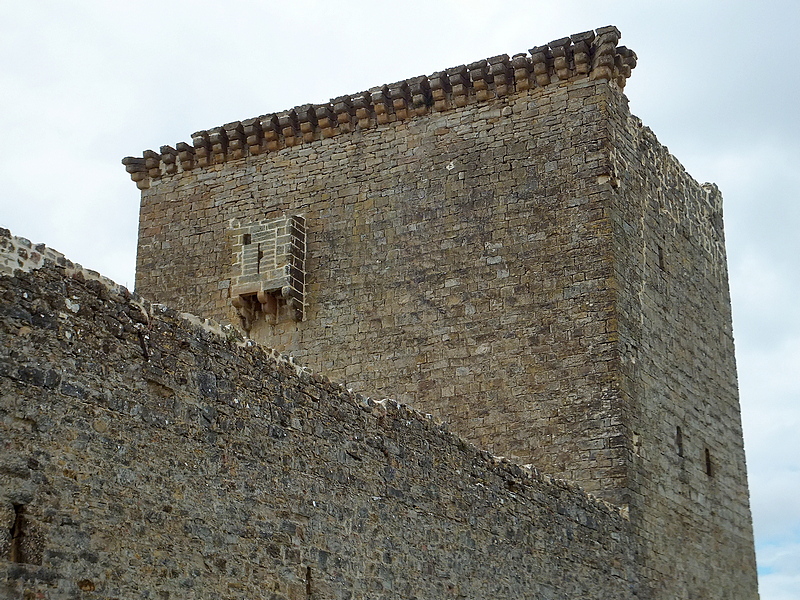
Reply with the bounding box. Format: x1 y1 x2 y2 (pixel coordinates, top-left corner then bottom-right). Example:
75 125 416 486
122 26 636 189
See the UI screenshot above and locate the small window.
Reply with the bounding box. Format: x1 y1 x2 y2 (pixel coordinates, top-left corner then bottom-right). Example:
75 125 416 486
632 432 641 456
676 426 684 457
705 448 713 477
9 504 26 563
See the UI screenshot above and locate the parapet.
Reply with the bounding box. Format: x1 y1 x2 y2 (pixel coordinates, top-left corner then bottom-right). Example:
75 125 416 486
0 227 127 298
0 228 68 276
122 26 636 189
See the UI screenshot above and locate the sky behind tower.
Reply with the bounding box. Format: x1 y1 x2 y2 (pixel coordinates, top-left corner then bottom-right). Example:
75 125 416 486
1 2 798 597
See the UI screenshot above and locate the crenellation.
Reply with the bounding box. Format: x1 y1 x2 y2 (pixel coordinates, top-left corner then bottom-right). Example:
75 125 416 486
549 37 574 81
332 94 355 133
143 149 161 179
447 64 471 107
571 30 595 75
314 103 337 138
428 70 451 111
408 75 432 115
468 58 492 102
590 25 621 82
223 120 246 160
615 46 637 88
159 144 178 175
261 113 280 152
121 27 638 188
208 126 228 164
278 109 299 147
295 104 318 143
175 140 195 170
370 84 393 125
511 52 533 90
191 129 212 167
241 116 263 154
488 54 512 96
352 90 374 129
529 45 553 87
121 155 148 189
388 80 412 120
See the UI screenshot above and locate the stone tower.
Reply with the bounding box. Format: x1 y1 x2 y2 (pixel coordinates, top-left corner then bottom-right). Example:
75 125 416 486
125 26 758 599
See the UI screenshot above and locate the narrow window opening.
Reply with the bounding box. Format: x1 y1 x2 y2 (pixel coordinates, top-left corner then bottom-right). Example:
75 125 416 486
657 244 666 272
676 426 684 457
705 448 713 477
9 504 25 563
306 565 312 598
256 243 263 274
242 233 252 245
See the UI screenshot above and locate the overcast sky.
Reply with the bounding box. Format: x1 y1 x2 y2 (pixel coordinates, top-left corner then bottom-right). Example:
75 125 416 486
1 2 798 597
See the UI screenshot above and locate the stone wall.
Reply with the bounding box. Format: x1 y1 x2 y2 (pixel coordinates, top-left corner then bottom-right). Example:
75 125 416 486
0 242 641 599
121 25 758 599
606 108 759 597
132 33 633 507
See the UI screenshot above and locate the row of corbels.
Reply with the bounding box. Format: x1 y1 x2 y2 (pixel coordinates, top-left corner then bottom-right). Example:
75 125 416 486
123 26 635 189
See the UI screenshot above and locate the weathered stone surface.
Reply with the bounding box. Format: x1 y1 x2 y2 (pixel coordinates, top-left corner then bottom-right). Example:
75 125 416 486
121 26 637 185
1 24 759 600
136 75 625 493
1 256 639 599
128 26 757 600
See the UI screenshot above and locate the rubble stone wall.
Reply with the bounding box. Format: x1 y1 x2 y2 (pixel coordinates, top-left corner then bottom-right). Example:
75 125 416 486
0 250 640 599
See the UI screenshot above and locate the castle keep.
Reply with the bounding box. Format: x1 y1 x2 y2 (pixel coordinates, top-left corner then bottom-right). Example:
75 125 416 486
2 26 758 599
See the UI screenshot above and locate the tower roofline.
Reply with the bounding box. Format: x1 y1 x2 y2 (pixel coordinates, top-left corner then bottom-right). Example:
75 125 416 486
122 25 636 189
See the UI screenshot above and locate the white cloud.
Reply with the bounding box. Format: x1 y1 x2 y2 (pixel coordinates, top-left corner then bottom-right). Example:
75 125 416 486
758 542 800 600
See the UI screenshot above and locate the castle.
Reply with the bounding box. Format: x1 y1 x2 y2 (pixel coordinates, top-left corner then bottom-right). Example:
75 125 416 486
2 26 758 599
